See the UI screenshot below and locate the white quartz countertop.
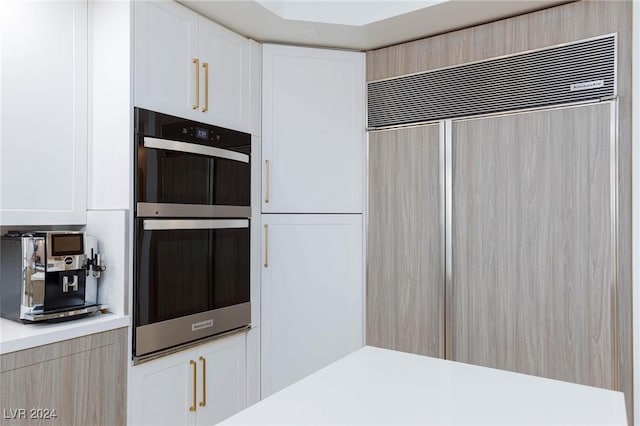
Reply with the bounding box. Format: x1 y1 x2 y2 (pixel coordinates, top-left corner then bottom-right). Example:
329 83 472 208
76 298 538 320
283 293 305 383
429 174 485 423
0 313 129 354
223 346 627 425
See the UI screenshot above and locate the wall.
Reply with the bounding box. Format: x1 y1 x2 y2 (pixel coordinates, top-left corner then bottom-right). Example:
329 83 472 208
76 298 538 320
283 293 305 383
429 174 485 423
88 0 132 211
367 1 634 422
87 0 132 314
87 0 135 423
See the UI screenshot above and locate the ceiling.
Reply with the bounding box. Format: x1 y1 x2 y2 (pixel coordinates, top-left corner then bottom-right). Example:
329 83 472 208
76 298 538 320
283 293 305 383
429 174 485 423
179 0 569 51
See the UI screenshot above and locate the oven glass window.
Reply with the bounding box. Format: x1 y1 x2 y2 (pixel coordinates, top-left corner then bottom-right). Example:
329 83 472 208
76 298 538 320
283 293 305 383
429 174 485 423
137 145 250 206
136 223 250 326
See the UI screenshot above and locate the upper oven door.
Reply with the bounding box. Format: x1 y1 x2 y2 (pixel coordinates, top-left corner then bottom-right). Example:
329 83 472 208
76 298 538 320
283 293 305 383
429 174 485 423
137 136 251 217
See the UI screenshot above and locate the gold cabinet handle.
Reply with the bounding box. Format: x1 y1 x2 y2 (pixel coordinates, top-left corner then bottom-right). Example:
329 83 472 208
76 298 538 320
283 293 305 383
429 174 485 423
199 356 207 407
264 224 269 268
193 58 200 110
265 160 270 203
202 63 209 112
189 360 197 412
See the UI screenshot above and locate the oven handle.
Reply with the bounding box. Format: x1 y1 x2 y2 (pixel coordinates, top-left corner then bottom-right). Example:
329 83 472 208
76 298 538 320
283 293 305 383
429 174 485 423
143 136 250 164
143 219 249 231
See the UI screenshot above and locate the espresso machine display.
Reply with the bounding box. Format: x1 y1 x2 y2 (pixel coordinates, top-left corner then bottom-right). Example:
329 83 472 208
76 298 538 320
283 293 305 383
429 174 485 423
0 231 106 322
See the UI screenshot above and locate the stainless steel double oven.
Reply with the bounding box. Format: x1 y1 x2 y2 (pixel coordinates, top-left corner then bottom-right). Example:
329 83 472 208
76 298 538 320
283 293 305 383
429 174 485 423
134 108 251 360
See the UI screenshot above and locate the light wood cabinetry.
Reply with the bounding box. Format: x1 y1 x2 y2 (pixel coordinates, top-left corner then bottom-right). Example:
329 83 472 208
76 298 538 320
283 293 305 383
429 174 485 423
451 103 616 389
0 0 87 225
260 215 363 397
367 102 619 394
365 2 633 421
261 45 365 213
130 332 247 426
367 124 444 358
0 328 127 426
134 0 250 133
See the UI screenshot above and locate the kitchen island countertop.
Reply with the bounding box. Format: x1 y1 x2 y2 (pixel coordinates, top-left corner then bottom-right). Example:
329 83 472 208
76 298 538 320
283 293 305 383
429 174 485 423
223 346 626 425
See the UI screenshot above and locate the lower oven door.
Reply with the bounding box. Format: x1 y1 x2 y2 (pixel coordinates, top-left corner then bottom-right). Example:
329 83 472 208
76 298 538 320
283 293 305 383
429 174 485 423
135 218 250 358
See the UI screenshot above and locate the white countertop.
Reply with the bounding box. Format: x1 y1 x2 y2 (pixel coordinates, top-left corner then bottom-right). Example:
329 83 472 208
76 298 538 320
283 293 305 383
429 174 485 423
0 312 129 354
223 346 627 425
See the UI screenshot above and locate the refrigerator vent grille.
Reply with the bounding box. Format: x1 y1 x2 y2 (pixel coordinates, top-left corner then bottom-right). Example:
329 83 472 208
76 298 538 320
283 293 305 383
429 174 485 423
367 35 616 128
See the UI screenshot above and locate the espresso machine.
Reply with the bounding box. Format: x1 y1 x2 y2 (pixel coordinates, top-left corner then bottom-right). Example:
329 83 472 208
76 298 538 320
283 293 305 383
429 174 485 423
0 231 106 322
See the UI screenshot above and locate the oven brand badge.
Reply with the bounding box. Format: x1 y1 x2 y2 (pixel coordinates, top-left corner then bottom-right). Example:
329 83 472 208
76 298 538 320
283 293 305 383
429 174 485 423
569 80 604 92
192 319 214 331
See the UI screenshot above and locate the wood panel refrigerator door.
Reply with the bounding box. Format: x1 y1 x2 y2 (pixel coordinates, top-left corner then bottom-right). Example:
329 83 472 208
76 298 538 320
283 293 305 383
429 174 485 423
134 0 198 120
367 125 444 357
1 0 87 225
450 103 616 390
261 214 363 397
262 45 365 213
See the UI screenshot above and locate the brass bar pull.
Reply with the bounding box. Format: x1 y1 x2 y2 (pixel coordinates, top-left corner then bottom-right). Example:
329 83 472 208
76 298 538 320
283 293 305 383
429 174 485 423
264 224 269 268
192 58 200 110
265 160 270 203
199 356 207 407
202 63 209 112
189 360 197 412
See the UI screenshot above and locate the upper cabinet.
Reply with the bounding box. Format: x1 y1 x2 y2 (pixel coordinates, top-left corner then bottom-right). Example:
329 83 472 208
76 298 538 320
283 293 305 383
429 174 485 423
198 16 251 133
262 45 365 213
0 0 88 225
134 0 251 133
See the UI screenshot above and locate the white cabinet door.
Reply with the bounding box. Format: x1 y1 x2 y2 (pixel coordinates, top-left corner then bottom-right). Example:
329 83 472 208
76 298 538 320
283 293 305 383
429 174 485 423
130 349 196 426
130 332 247 426
197 333 247 425
0 0 87 225
198 17 250 133
262 45 365 213
261 214 364 396
134 0 199 120
134 1 252 133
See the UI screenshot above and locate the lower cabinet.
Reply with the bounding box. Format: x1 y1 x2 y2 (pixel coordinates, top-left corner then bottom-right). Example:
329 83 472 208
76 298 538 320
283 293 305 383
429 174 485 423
130 331 247 426
261 214 364 397
0 328 127 426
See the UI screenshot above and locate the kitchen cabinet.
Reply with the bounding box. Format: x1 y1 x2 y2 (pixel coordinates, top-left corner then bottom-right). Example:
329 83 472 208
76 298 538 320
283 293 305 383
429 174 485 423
130 331 247 426
0 0 87 225
261 45 365 213
0 328 127 426
261 215 363 397
134 0 250 133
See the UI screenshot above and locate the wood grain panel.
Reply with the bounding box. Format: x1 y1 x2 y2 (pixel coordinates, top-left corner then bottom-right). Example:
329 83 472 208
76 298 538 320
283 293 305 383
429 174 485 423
367 124 443 357
451 103 615 390
367 2 633 421
0 328 127 426
366 1 630 84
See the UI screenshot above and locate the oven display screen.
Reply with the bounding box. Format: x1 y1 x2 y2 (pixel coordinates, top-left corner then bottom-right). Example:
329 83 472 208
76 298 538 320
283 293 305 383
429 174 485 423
195 128 208 140
51 234 83 256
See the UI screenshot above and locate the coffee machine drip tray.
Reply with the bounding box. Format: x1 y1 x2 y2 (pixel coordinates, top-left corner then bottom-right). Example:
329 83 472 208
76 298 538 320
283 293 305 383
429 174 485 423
22 303 103 323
